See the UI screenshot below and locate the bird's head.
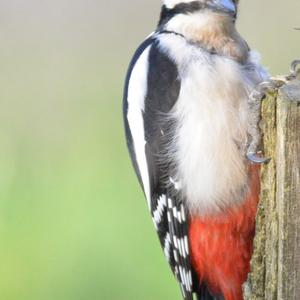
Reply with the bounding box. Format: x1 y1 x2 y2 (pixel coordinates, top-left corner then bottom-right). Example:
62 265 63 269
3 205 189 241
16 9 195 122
163 0 238 14
158 0 247 62
158 0 239 28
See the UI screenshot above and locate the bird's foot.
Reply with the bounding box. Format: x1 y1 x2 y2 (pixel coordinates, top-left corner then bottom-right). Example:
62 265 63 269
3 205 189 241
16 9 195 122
246 60 300 164
287 59 300 80
246 151 271 164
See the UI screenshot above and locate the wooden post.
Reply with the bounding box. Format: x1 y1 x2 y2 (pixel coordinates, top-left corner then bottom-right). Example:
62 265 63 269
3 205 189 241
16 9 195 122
243 79 300 300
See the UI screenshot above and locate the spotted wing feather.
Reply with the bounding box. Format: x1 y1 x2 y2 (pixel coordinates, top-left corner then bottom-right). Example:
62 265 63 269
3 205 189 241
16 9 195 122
123 35 194 299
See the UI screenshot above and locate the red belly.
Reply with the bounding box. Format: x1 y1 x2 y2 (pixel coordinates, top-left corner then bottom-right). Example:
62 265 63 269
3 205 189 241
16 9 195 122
189 165 260 300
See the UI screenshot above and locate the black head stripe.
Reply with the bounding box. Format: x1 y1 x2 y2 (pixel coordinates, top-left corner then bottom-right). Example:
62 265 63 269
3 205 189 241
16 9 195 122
165 1 206 15
158 2 205 27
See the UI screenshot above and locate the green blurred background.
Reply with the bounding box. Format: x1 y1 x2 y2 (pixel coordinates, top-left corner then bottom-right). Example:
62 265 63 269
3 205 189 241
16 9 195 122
0 1 299 299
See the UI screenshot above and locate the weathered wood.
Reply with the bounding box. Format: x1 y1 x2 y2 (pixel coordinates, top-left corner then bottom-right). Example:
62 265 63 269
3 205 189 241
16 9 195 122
276 81 300 300
244 80 300 300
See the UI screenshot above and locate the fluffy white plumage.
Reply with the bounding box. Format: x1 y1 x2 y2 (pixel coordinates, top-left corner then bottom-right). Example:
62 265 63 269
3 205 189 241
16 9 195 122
157 33 268 215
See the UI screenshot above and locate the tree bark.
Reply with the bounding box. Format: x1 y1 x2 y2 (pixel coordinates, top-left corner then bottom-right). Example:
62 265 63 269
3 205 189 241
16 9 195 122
243 79 300 300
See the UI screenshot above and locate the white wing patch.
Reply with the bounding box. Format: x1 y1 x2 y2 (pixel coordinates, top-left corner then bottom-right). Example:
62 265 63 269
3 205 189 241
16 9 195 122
179 266 193 292
152 194 167 228
167 197 193 295
127 46 152 209
164 232 172 261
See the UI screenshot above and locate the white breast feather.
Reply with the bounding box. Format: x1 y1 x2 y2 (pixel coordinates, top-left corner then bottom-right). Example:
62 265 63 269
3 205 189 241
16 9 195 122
158 34 268 215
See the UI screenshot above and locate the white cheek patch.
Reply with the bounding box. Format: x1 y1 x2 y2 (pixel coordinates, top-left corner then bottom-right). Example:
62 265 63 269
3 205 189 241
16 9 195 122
163 0 197 9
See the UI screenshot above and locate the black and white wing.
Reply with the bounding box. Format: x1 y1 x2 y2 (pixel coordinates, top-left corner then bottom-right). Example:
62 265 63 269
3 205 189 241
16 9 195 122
123 34 194 300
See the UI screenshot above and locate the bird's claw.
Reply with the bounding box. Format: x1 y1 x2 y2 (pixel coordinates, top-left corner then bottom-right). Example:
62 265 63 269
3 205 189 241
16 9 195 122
286 60 300 81
246 60 300 165
290 60 300 76
246 152 271 164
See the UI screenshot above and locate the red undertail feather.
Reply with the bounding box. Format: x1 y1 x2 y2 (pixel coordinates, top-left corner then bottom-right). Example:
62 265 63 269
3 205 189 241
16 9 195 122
189 165 260 300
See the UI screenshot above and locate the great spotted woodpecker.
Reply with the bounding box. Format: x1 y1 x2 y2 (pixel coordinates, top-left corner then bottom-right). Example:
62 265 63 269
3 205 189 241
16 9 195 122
123 1 270 299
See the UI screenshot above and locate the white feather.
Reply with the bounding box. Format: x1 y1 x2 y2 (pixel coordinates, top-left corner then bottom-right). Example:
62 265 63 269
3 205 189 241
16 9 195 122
153 194 167 225
127 46 152 209
164 233 171 261
157 33 268 215
165 11 214 33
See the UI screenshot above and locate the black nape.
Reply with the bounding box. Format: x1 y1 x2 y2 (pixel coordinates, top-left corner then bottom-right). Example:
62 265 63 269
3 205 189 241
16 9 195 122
157 5 173 28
